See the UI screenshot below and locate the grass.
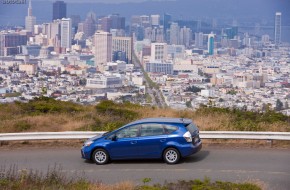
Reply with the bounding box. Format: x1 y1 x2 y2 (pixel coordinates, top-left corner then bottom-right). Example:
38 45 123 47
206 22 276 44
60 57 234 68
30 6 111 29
0 166 262 190
0 97 289 133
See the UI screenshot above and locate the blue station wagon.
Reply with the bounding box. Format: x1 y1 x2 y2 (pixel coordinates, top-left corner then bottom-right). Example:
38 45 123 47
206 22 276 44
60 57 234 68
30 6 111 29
81 118 202 164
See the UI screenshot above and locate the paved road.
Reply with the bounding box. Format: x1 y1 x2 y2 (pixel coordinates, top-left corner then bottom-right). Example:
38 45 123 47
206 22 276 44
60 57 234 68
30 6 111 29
0 147 289 190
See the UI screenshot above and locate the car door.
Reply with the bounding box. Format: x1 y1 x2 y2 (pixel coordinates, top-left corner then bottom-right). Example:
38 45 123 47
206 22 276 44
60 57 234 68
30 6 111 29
106 124 141 159
138 123 167 158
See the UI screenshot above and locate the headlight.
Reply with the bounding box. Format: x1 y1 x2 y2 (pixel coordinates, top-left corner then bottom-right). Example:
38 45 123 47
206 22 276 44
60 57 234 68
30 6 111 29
84 140 94 147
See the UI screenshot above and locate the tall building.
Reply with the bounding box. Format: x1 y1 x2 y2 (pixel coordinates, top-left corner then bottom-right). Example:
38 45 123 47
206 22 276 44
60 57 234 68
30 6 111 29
25 0 36 33
208 33 215 55
109 14 125 30
99 17 112 32
60 18 72 50
53 1 67 21
163 13 172 42
140 15 150 27
0 32 27 56
169 22 180 45
195 32 203 48
274 12 282 45
151 15 160 26
112 36 133 64
151 43 168 61
94 31 112 72
83 13 96 38
163 13 171 33
180 26 192 48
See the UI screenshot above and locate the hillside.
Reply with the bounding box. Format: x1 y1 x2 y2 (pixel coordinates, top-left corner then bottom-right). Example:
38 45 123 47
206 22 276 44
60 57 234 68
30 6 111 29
0 97 289 133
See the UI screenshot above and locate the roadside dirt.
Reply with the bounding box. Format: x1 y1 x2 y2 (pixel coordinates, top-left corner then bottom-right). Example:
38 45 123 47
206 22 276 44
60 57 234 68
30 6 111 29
1 139 289 150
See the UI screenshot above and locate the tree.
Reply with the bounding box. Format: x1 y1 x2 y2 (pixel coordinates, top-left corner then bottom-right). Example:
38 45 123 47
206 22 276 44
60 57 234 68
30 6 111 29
186 101 192 108
185 85 202 93
275 99 283 111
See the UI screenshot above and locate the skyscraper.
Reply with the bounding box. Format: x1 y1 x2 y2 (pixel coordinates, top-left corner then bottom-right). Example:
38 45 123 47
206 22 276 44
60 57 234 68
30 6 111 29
60 18 72 50
163 13 172 42
170 22 180 45
208 33 215 55
99 17 112 32
151 15 160 26
25 0 36 33
274 12 282 45
94 31 112 72
180 26 192 48
195 32 204 48
53 1 67 21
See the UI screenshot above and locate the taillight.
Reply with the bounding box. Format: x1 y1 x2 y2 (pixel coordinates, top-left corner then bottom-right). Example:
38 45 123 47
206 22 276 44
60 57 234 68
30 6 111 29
183 131 192 142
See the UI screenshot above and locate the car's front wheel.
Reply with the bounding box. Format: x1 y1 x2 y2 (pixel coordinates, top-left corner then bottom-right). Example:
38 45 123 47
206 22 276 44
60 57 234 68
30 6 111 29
92 149 110 165
163 148 180 164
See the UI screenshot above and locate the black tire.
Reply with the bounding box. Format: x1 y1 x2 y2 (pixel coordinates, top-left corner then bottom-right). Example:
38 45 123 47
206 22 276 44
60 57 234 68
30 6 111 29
92 149 110 165
163 148 180 164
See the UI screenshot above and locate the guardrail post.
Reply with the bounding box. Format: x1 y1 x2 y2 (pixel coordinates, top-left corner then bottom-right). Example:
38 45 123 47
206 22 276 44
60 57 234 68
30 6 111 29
267 139 273 147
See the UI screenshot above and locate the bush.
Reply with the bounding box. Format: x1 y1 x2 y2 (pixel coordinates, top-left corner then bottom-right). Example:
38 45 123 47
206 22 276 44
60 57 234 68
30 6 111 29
13 120 32 132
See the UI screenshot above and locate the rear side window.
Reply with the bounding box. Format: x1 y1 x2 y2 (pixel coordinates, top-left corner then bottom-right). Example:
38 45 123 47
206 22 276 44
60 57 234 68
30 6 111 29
164 125 178 134
186 123 199 134
140 124 164 137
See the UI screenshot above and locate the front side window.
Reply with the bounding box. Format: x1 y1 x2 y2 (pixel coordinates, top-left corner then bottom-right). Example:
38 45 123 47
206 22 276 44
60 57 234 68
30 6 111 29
115 125 139 139
140 123 165 137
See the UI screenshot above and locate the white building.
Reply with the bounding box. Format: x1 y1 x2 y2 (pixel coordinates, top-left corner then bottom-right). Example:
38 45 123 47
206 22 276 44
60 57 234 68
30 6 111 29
151 15 160 26
170 22 180 45
151 43 168 61
86 75 122 88
146 60 173 74
112 36 133 63
94 31 112 72
195 32 204 48
60 18 72 50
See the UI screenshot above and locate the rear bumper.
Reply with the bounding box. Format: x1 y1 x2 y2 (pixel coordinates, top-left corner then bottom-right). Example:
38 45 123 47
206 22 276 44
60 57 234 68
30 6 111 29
179 141 202 157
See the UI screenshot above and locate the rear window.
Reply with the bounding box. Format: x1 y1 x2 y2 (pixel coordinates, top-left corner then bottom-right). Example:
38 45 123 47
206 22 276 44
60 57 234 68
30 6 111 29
186 123 199 134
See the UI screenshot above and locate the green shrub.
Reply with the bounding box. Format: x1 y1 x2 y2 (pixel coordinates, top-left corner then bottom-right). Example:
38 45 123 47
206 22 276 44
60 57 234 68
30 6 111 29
13 120 32 132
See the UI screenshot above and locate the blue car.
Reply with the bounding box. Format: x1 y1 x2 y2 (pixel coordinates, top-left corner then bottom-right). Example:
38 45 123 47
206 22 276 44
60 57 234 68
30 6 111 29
81 118 202 164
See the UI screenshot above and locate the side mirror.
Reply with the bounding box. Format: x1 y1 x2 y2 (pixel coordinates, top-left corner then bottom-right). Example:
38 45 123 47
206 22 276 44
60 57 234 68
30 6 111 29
111 135 117 141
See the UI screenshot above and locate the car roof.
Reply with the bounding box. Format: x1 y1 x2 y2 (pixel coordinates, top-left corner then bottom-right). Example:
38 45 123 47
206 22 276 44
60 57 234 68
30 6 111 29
126 117 192 126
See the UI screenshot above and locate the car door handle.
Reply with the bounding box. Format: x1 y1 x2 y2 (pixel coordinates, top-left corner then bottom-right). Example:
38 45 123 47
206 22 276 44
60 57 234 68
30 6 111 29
131 141 137 144
160 139 166 142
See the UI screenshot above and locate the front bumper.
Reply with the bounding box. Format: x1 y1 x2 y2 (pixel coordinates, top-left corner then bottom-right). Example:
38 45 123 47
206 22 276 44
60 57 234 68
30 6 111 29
81 146 92 160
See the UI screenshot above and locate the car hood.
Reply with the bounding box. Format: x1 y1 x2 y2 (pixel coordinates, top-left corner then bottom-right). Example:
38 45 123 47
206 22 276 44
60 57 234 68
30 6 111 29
89 134 103 141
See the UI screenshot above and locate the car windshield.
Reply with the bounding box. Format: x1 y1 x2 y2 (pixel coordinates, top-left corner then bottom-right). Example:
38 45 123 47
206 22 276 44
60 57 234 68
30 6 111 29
186 123 199 134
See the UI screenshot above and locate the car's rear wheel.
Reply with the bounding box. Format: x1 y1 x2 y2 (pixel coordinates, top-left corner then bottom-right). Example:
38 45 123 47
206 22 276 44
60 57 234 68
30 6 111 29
92 149 109 165
163 148 180 164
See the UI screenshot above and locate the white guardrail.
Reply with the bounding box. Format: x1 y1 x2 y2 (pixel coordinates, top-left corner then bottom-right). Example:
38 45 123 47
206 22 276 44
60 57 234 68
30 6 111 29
0 131 290 141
